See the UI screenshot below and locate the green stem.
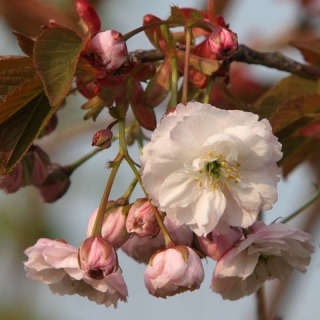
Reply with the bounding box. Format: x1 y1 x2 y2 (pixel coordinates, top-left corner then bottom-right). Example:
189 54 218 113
125 155 174 246
168 54 178 110
282 186 320 223
203 75 215 104
120 177 138 204
66 148 100 173
91 153 124 236
181 27 192 105
123 19 174 41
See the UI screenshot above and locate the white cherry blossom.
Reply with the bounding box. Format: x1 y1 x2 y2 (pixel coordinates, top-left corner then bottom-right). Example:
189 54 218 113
141 102 282 236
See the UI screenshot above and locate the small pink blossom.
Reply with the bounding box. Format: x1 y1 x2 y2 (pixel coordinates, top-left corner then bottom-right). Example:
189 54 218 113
87 203 129 249
84 30 128 72
121 216 193 264
197 227 243 260
78 236 118 280
144 245 204 298
211 221 314 300
126 198 160 237
24 238 128 308
208 27 238 60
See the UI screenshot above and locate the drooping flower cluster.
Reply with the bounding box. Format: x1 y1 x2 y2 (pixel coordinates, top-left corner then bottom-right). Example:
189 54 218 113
141 102 282 236
17 0 316 312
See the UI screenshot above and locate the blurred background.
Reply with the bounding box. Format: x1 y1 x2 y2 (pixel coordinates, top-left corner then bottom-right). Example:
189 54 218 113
0 0 320 319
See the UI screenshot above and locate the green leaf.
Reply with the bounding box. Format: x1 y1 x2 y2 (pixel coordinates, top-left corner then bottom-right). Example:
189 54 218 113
12 31 35 57
169 6 188 24
145 58 172 108
0 92 54 175
81 95 108 121
0 76 43 123
270 94 320 133
253 75 320 119
34 27 85 107
176 51 221 76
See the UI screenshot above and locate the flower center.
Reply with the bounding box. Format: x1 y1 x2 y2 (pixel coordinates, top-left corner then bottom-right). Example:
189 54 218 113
193 152 242 192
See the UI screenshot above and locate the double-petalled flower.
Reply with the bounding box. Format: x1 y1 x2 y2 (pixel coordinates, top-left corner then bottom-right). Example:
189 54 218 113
141 102 282 236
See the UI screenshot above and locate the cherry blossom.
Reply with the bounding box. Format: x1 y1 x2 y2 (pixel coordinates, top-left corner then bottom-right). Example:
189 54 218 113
24 238 128 308
211 221 314 300
141 102 282 236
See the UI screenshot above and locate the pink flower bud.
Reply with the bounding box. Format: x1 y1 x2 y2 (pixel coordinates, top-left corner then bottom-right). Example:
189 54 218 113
25 145 50 187
92 128 113 149
144 245 204 298
78 236 118 280
0 162 24 193
38 165 71 203
126 198 160 238
121 216 193 264
208 27 238 60
197 227 243 260
85 30 128 72
87 202 129 249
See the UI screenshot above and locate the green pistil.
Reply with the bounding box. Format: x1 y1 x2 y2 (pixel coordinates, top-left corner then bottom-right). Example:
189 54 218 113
206 161 221 179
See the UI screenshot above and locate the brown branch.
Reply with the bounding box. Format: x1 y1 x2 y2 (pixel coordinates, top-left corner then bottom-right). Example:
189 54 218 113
232 45 320 80
127 45 320 80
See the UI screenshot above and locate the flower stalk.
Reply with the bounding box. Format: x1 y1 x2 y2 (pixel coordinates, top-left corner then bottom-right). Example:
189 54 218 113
282 186 320 223
181 27 192 105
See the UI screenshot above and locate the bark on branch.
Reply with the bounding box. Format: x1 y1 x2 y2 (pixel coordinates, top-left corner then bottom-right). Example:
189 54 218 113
127 45 320 80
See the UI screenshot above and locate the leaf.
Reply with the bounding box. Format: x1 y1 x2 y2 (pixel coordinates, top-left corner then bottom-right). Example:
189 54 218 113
169 6 188 24
290 39 320 65
34 27 85 107
0 56 33 72
280 136 318 177
12 31 35 57
176 51 221 76
253 75 320 119
145 58 172 108
0 76 43 123
0 92 54 175
81 95 108 121
0 67 36 103
270 94 320 133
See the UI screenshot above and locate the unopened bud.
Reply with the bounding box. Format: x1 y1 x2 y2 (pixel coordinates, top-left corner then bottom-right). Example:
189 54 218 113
78 236 118 280
208 27 238 60
92 128 113 149
85 30 128 72
126 198 160 238
87 202 129 249
38 165 71 203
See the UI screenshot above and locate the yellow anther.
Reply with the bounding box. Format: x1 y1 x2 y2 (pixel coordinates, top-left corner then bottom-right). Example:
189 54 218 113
234 179 238 184
198 182 202 187
194 178 200 181
236 163 241 167
208 151 213 156
227 169 232 173
199 170 203 174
